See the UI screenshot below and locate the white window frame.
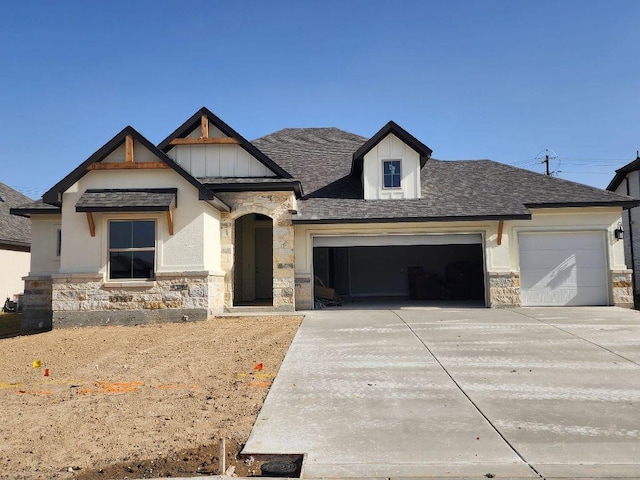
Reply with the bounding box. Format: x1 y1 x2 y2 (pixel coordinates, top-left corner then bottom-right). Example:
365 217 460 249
107 219 157 281
55 226 62 258
382 159 402 189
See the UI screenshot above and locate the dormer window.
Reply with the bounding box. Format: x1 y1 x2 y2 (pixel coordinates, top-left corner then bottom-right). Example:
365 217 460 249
383 160 401 188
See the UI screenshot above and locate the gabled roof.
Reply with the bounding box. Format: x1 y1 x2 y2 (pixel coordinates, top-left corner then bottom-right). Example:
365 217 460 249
351 121 433 177
42 126 216 206
606 155 640 192
0 182 32 249
158 107 292 179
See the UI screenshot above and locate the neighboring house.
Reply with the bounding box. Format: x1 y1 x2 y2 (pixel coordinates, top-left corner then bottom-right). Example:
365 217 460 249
0 182 31 302
11 108 639 331
607 154 640 305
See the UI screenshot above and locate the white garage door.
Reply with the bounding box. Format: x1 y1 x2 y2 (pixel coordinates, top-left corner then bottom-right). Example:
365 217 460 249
519 232 609 306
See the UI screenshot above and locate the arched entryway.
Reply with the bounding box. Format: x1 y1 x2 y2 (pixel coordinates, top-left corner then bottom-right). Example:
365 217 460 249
233 213 273 306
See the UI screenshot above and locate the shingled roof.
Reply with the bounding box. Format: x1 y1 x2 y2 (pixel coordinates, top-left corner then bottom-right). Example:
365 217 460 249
253 128 637 224
0 182 32 249
75 189 178 212
252 127 367 197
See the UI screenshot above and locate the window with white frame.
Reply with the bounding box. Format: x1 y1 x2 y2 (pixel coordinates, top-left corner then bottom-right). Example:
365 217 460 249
383 160 401 188
56 228 62 258
108 220 155 280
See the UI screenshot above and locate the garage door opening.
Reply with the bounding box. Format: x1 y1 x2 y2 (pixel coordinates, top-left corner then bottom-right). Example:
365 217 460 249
313 234 486 307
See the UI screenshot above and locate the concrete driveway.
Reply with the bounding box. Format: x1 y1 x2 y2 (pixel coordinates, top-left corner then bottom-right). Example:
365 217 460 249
242 306 640 479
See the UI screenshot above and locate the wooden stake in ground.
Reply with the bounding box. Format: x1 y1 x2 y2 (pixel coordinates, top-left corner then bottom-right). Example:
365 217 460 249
219 438 226 474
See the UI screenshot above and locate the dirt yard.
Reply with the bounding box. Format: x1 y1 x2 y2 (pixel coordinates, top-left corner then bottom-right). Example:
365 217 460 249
0 315 302 479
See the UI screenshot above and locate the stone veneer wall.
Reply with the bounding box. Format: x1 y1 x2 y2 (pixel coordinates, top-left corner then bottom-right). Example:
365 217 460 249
218 191 296 312
50 271 224 327
488 272 521 308
611 269 633 308
21 276 53 332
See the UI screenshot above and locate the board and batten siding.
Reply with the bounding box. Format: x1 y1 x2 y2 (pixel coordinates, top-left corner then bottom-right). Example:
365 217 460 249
168 145 275 178
166 122 274 178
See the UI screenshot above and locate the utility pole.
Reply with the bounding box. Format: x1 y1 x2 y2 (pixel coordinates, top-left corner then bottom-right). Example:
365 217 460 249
544 154 550 176
535 148 558 176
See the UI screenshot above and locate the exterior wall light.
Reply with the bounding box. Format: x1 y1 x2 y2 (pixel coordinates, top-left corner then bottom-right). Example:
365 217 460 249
614 223 624 241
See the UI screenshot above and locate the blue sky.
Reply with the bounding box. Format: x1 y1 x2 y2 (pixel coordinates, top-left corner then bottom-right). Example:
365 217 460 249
1 0 639 198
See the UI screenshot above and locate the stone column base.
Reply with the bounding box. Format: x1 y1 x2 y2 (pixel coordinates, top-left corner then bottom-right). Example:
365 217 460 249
488 272 521 308
611 269 633 308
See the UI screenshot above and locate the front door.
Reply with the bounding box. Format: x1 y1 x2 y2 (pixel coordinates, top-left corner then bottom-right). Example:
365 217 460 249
255 227 273 300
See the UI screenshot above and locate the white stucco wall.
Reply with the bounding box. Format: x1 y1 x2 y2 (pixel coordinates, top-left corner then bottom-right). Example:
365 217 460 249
29 215 61 276
503 207 626 272
362 133 421 200
294 207 626 280
59 168 222 277
0 248 30 298
295 220 495 279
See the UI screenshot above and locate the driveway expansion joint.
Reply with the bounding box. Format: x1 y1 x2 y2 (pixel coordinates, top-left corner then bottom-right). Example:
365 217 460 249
391 309 544 480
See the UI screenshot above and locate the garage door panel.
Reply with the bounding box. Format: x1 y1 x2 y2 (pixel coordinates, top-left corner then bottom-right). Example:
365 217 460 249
520 251 605 270
519 232 608 307
522 286 608 306
520 267 608 289
519 233 605 250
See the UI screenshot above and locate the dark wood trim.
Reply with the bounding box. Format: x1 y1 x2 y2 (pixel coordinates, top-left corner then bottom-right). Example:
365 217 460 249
200 115 209 139
167 210 174 235
125 135 134 163
88 162 170 170
86 212 96 237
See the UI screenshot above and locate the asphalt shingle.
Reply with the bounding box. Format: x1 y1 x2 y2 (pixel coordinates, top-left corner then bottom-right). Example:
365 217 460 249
0 183 32 247
253 128 636 223
75 189 177 212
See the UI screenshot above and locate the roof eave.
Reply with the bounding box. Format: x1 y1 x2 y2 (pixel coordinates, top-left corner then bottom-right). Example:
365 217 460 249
205 181 304 198
0 239 31 251
525 201 640 210
10 206 62 218
206 196 231 213
606 174 624 192
292 213 532 225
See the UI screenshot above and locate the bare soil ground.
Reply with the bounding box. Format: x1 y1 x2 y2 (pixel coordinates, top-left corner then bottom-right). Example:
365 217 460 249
0 315 302 479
